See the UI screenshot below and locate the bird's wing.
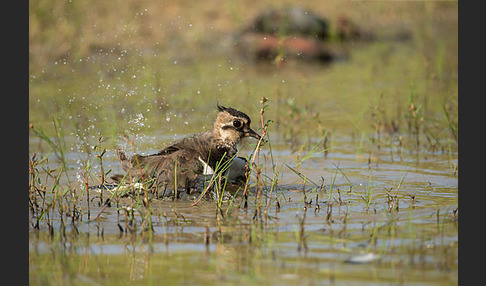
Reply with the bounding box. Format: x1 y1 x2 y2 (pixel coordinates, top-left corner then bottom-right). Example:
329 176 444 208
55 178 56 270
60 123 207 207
155 132 209 156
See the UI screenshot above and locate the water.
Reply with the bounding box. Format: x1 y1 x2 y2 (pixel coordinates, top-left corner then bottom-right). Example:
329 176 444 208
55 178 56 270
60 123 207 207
28 131 457 285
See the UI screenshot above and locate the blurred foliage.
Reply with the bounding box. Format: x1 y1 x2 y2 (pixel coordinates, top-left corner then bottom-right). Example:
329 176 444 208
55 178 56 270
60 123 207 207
29 0 457 73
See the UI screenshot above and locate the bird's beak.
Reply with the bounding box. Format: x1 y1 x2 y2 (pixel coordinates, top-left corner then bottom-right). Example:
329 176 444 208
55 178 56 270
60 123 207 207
246 128 261 140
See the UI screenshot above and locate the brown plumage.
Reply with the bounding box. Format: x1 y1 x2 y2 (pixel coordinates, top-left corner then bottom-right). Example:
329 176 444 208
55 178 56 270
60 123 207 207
111 104 260 198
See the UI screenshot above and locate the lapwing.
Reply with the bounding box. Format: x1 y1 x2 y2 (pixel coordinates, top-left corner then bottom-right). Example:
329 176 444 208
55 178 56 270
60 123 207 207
110 103 261 199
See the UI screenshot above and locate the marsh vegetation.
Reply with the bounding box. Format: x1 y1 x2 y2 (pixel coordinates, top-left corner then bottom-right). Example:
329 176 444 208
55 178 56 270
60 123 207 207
29 1 457 285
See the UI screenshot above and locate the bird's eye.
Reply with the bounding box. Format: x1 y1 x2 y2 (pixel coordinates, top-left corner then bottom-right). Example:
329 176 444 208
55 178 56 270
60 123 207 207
233 120 242 128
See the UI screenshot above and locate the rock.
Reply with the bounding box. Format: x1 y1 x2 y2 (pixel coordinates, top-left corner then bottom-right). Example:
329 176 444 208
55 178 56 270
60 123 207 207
335 14 375 41
236 6 335 63
236 33 333 62
243 6 330 40
345 252 380 264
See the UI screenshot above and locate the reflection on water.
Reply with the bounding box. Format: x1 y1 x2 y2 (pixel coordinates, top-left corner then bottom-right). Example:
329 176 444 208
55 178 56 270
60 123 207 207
29 131 457 284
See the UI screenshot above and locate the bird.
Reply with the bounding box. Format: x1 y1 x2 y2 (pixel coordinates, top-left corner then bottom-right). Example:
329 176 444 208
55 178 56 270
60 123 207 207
109 103 261 199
